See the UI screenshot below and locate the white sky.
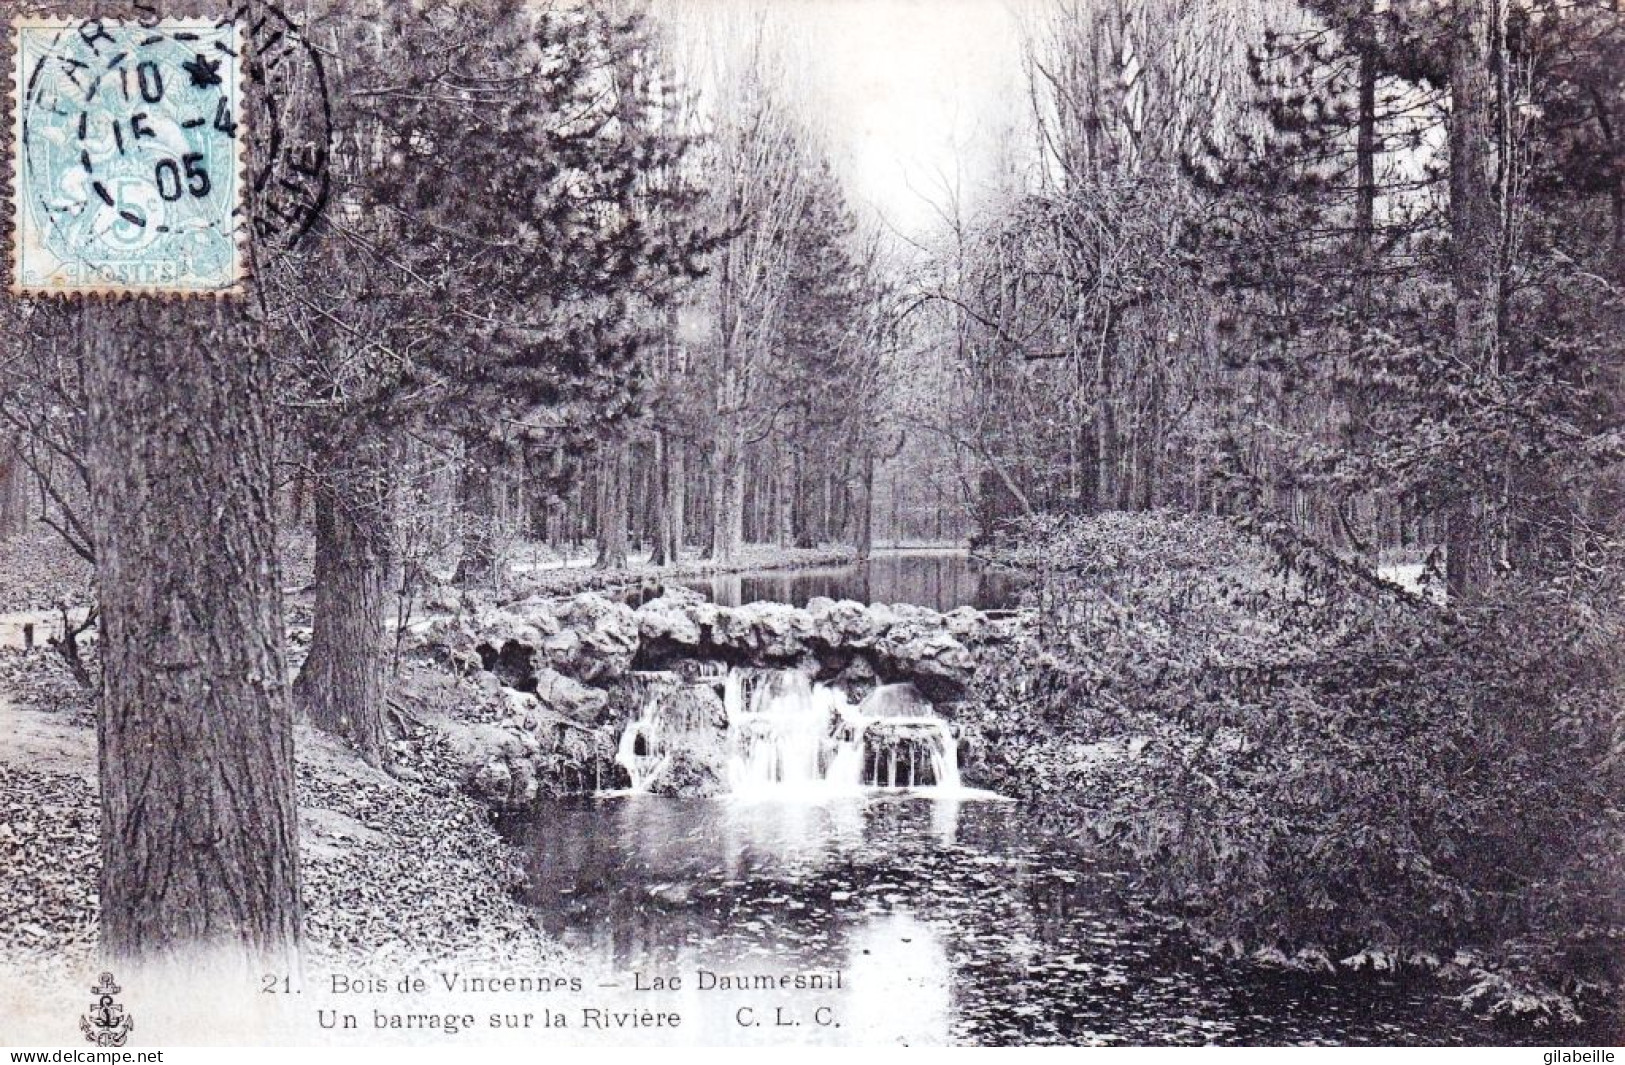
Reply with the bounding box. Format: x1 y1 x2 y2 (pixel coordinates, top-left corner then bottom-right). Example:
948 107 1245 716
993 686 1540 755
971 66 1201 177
659 0 1030 240
778 0 1027 235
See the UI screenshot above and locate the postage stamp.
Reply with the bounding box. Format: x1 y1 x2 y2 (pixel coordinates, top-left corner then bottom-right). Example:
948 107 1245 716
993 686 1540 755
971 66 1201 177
10 16 244 296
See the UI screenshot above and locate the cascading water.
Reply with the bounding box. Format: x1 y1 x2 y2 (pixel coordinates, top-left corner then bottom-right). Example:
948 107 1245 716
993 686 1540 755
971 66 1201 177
611 667 967 797
616 698 670 792
615 674 727 792
721 669 962 796
725 670 852 794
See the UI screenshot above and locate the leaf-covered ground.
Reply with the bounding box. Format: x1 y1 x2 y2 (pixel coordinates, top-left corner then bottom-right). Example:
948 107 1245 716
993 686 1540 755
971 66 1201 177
0 648 566 977
0 527 92 616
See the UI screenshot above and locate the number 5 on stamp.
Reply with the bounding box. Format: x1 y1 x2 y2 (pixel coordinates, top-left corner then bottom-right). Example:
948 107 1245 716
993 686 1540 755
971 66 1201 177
11 16 244 296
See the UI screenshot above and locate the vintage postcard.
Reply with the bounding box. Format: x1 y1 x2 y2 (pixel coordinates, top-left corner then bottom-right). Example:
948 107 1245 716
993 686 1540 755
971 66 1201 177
0 0 1621 1054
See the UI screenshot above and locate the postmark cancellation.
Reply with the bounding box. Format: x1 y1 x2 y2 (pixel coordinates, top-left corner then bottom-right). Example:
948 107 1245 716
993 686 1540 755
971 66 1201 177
10 15 244 296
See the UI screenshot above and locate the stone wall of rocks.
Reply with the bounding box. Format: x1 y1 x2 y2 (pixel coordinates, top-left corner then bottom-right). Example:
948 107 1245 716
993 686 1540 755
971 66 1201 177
411 588 1029 808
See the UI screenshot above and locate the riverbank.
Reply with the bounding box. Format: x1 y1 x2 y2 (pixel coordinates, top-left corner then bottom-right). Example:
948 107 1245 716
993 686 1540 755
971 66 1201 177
963 511 1625 1039
499 543 858 602
0 648 566 982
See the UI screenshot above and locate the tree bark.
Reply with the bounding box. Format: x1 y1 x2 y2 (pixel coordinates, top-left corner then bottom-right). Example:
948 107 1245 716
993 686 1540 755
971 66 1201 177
455 433 503 590
293 429 394 767
82 300 301 969
855 452 876 561
595 439 631 568
1094 309 1122 512
1355 1 1378 254
649 432 671 566
649 431 686 566
776 443 796 547
710 420 745 564
0 443 27 538
1445 0 1504 598
666 436 686 564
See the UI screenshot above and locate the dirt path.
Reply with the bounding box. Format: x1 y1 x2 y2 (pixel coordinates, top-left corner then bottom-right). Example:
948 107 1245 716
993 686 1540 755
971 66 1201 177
0 690 95 782
0 607 93 651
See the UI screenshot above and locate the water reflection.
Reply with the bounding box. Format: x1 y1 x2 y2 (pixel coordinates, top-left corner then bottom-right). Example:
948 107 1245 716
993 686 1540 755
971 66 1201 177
668 551 1027 611
501 795 1516 1046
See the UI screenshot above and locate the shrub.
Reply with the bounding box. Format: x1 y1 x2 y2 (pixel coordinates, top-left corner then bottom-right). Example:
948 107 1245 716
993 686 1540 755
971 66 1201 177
970 511 1624 1024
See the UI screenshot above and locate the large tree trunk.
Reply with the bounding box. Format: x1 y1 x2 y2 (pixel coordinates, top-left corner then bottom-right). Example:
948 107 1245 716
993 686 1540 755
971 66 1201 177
855 452 876 561
293 430 394 767
666 436 686 565
649 431 686 566
775 443 796 548
1343 4 1381 570
596 439 631 569
455 434 503 590
0 443 28 539
710 421 745 564
1095 315 1119 512
1445 0 1504 598
649 433 671 566
1354 1 1378 254
83 300 301 969
794 457 818 549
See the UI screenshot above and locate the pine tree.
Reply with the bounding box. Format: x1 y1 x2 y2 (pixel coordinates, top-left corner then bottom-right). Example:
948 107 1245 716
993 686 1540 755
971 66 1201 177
274 0 711 762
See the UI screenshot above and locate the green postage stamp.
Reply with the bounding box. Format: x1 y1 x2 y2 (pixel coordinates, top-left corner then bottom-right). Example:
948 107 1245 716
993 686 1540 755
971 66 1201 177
10 16 244 295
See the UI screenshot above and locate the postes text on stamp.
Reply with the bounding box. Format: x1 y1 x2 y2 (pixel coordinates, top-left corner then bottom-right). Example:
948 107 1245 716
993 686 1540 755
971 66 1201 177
12 16 244 295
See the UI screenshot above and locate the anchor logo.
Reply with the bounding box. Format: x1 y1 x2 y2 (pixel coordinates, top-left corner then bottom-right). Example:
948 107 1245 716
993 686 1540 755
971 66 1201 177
79 972 135 1047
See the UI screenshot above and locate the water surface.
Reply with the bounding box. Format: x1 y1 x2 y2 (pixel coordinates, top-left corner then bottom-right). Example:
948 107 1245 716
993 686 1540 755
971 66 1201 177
503 794 1529 1046
658 550 1026 612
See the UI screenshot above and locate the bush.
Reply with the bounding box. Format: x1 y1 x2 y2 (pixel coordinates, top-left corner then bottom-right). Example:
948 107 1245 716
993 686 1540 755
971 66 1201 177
970 511 1624 1025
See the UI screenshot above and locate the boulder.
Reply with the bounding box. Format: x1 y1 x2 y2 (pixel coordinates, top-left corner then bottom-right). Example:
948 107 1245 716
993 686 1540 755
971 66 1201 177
644 748 726 798
707 605 754 652
635 594 704 650
877 626 977 701
743 601 814 659
440 719 525 770
506 595 566 637
471 760 513 803
470 758 539 807
650 584 708 608
412 615 481 671
419 584 464 616
550 593 640 682
885 602 943 625
471 608 546 651
457 609 549 686
982 611 1032 644
942 606 989 642
806 597 890 650
857 681 934 718
440 719 540 808
664 681 728 732
532 667 610 722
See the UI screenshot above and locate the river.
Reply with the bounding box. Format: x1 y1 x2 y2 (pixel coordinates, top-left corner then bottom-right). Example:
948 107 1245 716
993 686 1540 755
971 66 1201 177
663 549 1026 612
502 557 1561 1046
501 794 1537 1045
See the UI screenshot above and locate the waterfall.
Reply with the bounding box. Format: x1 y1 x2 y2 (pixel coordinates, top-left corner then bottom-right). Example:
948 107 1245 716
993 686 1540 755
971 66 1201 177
614 673 725 792
616 697 670 792
613 667 966 797
723 669 962 796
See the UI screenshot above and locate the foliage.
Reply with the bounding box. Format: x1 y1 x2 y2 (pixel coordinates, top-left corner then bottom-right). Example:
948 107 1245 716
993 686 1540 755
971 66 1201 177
274 0 714 455
973 511 1625 1024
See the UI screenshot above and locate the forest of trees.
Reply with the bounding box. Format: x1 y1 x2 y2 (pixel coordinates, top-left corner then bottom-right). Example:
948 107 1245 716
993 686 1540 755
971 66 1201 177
1 0 1621 991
